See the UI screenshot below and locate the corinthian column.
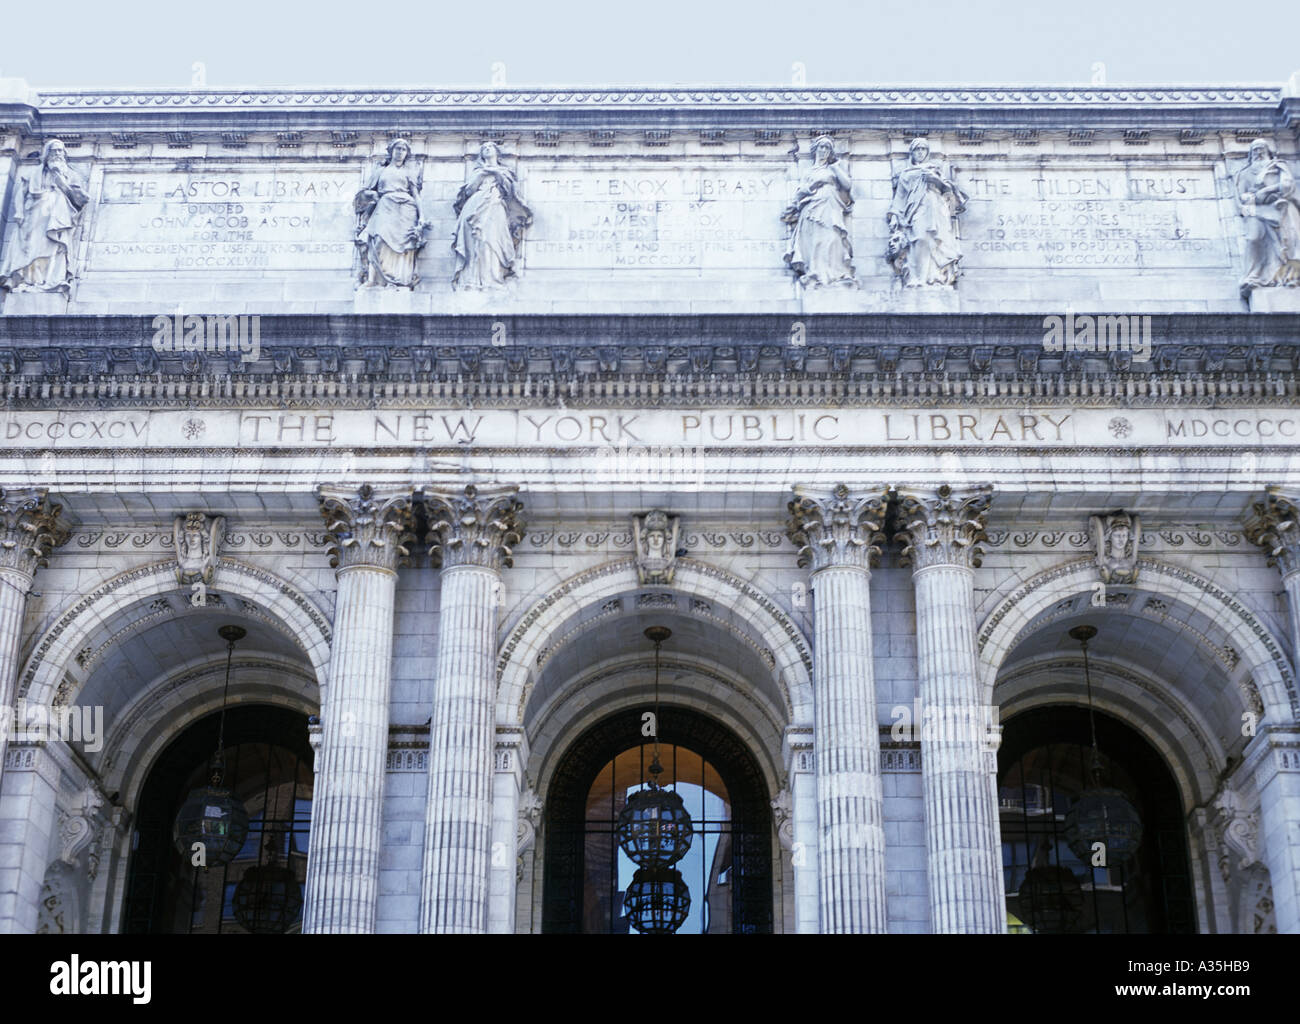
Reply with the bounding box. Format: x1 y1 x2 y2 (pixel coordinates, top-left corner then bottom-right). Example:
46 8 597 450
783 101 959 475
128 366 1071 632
0 489 68 792
302 484 413 934
895 483 1005 933
787 483 890 933
1245 490 1300 678
419 484 524 934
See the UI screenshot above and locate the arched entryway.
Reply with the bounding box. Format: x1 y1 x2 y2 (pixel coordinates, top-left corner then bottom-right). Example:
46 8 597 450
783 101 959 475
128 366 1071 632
998 705 1196 934
542 706 773 934
122 704 313 934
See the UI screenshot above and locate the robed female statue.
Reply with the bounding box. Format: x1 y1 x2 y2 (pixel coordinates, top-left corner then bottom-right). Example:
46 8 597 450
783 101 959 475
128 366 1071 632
781 135 855 286
354 138 429 289
451 142 533 290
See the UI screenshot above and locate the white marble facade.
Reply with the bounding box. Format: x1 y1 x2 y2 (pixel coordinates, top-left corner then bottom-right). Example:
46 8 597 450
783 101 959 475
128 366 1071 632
0 79 1299 935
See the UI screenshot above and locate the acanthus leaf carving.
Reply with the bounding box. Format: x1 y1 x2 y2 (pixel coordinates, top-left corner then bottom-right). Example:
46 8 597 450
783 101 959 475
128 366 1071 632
0 488 70 578
786 483 888 572
317 483 414 571
422 483 524 571
895 483 992 570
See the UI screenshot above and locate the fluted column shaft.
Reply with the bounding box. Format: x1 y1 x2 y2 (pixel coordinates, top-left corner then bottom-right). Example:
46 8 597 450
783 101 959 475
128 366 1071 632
788 484 889 933
421 563 498 932
302 485 411 934
419 484 523 934
0 489 67 797
898 484 1005 934
811 564 888 932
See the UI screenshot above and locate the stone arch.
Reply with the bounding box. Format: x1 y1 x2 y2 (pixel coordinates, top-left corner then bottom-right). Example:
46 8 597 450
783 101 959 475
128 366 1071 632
995 652 1227 812
977 557 1296 720
19 557 332 708
496 557 813 727
102 654 318 807
526 651 788 806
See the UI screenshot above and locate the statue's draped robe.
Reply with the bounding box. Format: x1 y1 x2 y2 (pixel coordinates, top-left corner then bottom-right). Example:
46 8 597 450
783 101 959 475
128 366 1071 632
888 162 966 287
356 162 423 287
783 164 853 285
2 163 88 292
1237 159 1300 292
452 165 532 288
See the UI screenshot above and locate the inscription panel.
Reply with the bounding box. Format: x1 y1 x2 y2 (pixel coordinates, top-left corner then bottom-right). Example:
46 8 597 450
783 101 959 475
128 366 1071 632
2 408 1297 450
524 165 790 270
87 168 357 273
959 167 1230 270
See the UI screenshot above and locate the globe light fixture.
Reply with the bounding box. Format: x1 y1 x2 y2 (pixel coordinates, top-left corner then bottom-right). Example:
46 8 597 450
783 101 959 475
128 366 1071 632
617 625 694 933
1062 625 1144 866
623 866 692 935
172 625 250 867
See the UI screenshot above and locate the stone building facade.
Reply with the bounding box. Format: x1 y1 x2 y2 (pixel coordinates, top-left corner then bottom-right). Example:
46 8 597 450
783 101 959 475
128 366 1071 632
0 77 1298 934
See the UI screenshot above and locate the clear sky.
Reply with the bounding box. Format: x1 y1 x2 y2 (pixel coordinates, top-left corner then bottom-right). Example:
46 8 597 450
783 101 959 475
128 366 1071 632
4 0 1297 90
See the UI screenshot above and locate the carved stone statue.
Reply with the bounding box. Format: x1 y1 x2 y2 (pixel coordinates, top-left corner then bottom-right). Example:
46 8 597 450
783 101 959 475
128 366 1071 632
633 509 680 584
173 512 225 584
354 139 430 289
781 135 854 286
1091 510 1140 584
451 142 533 290
887 138 967 288
1 140 90 294
1235 138 1300 298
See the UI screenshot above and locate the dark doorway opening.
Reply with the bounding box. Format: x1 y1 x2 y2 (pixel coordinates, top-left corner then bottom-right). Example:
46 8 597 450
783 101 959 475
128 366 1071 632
998 705 1196 934
122 705 312 934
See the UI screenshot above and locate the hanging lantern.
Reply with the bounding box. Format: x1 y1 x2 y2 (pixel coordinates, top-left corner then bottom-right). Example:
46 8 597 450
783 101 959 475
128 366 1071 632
172 780 249 866
232 829 303 934
173 625 250 867
616 783 694 869
1063 782 1145 866
1061 625 1144 866
1020 864 1084 934
615 626 694 870
623 866 691 934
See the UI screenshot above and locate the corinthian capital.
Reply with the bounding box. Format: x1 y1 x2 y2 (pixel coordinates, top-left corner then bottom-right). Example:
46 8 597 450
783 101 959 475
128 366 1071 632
0 488 69 578
422 484 525 571
786 484 888 572
317 484 414 571
895 484 993 571
1244 490 1300 577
